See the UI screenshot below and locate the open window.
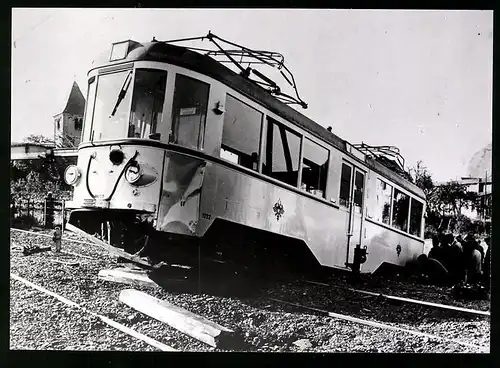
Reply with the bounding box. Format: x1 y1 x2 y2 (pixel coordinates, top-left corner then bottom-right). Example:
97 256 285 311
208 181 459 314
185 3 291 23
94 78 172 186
128 69 167 140
220 94 263 171
170 74 210 149
353 170 365 214
339 163 352 207
301 139 329 198
409 198 423 237
373 179 392 225
262 117 301 187
392 189 410 232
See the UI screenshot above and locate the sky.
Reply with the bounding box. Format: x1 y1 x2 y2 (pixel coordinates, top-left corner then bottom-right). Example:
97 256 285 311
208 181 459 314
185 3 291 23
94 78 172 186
11 8 493 182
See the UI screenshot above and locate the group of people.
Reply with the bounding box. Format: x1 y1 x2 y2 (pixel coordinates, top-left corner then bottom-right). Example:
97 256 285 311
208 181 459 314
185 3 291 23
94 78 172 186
417 232 491 290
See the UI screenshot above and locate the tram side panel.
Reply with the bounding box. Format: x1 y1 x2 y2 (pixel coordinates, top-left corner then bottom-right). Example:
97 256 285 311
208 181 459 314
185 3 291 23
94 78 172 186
361 169 425 273
362 221 424 273
195 160 352 269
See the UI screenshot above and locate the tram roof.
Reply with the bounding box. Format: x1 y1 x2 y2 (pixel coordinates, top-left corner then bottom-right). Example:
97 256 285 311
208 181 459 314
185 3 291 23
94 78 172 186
91 41 425 200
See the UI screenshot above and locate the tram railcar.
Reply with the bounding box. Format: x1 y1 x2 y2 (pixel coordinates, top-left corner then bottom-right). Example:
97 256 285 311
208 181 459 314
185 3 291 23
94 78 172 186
64 32 426 274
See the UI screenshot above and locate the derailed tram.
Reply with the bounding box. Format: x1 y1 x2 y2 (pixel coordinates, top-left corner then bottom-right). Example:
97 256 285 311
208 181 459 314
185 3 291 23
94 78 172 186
64 32 426 275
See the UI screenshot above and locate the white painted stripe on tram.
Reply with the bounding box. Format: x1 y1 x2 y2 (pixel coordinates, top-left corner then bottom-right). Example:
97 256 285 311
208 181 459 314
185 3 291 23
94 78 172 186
10 273 178 352
269 298 489 353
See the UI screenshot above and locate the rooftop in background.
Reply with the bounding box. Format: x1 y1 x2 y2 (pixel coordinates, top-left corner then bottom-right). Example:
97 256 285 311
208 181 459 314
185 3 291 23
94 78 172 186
54 81 86 117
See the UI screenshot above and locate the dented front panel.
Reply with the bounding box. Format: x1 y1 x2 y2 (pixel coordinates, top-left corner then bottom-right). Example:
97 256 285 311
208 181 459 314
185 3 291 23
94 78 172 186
69 144 165 213
156 152 206 236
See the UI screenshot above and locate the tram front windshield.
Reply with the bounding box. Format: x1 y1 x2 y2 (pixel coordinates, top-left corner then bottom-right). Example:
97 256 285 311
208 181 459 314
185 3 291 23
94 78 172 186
86 68 167 142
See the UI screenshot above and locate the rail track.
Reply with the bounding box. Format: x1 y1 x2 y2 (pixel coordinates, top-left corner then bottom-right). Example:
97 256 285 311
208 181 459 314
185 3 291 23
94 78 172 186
10 273 178 352
303 280 490 317
268 298 488 352
10 227 491 352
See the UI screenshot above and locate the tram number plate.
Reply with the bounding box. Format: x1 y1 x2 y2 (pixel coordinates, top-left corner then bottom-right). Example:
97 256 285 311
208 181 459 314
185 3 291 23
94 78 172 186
83 198 109 209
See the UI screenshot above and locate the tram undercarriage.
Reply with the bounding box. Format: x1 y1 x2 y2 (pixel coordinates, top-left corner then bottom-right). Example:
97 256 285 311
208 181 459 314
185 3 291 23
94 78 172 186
67 209 322 282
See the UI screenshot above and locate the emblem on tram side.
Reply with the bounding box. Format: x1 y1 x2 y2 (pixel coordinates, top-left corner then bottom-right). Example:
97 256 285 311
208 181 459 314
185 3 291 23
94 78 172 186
273 199 285 221
396 244 402 257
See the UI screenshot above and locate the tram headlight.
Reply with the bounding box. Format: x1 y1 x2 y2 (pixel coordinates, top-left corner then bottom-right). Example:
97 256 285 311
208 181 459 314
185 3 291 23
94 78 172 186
125 163 143 184
64 165 81 186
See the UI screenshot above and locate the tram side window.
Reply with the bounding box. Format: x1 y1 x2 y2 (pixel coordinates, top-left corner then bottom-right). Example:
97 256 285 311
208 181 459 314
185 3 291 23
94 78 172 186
409 199 424 237
220 95 263 171
171 74 210 149
82 76 96 142
353 171 365 214
128 69 167 139
301 139 329 199
392 189 410 232
339 163 352 207
373 179 392 224
262 117 301 187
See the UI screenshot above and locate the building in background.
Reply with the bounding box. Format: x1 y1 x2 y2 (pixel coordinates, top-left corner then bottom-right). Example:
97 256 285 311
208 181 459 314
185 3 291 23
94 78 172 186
53 81 85 148
464 142 492 222
456 143 492 221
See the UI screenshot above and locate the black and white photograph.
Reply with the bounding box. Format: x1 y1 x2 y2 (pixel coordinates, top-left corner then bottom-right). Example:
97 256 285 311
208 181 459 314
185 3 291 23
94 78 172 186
10 8 492 353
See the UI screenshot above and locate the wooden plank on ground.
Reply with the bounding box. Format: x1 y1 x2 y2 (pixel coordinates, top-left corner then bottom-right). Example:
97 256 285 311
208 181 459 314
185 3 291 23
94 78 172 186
119 289 238 349
65 223 151 267
99 268 158 288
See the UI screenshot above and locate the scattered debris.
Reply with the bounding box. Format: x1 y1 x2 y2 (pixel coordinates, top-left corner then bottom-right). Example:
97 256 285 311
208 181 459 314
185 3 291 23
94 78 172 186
452 283 488 301
23 245 51 256
50 259 79 267
98 268 158 288
292 338 312 350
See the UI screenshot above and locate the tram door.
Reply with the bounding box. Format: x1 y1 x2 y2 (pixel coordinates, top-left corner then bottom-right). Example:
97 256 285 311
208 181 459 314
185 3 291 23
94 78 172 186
339 162 366 267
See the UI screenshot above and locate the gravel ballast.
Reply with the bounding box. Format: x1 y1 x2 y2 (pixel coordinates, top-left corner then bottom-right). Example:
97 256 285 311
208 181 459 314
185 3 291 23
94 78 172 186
9 229 490 353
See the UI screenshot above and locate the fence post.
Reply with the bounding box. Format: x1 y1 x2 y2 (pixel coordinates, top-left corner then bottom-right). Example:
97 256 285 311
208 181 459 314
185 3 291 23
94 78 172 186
45 192 54 229
43 199 47 227
61 200 66 231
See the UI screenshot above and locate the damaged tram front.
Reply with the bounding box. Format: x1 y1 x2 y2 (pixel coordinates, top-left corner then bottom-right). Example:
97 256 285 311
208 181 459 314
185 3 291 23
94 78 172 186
65 39 225 264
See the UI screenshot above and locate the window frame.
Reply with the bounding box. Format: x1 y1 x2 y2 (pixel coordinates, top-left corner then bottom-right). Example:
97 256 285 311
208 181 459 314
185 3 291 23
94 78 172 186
409 197 424 237
339 161 354 208
220 93 264 172
82 75 96 143
127 68 169 140
300 137 330 199
390 187 411 233
262 115 302 188
372 177 393 225
170 72 211 150
352 168 365 214
90 67 136 142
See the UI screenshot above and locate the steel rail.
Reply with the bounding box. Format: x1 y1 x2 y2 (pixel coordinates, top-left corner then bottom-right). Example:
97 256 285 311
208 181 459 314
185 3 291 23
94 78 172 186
10 273 178 352
269 297 488 353
304 280 490 317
